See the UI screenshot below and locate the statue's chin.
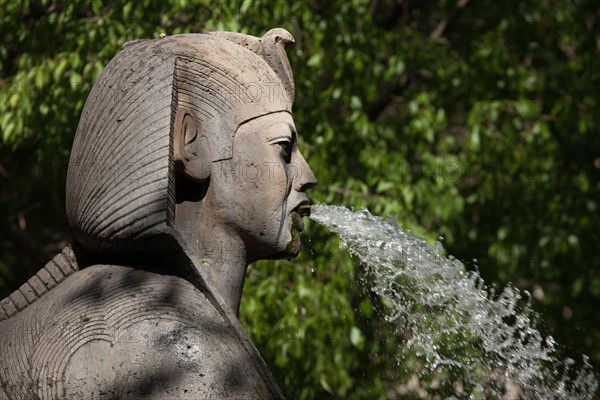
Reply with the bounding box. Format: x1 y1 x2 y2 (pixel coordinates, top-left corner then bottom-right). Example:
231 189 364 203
271 228 302 260
262 213 305 260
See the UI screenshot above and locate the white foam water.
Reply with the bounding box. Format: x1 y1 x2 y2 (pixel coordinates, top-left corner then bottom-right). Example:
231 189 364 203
310 204 598 399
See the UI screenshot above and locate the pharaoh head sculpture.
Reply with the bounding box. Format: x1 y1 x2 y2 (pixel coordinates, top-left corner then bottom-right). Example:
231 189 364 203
0 30 311 399
66 29 316 282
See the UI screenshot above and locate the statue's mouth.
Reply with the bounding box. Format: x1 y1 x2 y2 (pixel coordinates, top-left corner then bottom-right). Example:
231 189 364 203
296 204 311 218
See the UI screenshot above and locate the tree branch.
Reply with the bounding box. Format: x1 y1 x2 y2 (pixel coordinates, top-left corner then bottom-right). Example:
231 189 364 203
430 0 471 42
365 75 410 121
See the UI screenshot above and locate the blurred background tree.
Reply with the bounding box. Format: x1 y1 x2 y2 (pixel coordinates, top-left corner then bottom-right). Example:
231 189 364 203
1 0 598 398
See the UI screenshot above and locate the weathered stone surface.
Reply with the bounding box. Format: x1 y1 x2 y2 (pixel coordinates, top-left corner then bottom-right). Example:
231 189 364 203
1 264 275 398
0 28 316 399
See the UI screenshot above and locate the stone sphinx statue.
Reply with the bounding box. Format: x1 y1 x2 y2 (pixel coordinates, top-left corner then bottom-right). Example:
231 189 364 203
0 28 316 399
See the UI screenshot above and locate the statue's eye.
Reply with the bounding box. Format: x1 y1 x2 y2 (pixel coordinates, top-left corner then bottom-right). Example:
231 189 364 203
277 140 293 163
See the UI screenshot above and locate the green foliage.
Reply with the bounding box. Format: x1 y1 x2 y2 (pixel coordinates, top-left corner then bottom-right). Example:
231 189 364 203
1 0 599 398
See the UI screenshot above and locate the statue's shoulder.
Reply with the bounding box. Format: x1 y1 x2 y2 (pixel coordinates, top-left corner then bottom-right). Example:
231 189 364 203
0 264 276 399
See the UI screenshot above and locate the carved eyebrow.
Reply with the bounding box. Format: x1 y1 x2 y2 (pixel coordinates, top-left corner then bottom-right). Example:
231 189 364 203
268 123 296 143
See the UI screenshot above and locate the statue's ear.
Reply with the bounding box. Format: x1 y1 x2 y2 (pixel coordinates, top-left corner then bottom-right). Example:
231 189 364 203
173 108 211 182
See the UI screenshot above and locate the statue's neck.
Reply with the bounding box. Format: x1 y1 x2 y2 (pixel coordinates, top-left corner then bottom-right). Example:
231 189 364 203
196 226 248 315
174 203 247 315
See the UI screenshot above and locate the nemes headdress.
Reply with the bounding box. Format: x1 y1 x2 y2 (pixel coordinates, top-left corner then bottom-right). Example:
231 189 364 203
66 29 295 257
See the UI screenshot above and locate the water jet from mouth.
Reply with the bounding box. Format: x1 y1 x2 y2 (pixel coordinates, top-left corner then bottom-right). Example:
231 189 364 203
310 204 598 399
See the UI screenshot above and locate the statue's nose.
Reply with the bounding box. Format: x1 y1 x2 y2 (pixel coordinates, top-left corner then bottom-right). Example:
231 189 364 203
295 153 317 192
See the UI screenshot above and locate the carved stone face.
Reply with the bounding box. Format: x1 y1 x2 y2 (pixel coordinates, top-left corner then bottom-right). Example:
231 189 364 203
67 28 310 276
201 111 316 261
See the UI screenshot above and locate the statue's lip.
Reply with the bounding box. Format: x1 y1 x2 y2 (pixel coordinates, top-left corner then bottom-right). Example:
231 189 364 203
293 202 311 218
